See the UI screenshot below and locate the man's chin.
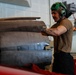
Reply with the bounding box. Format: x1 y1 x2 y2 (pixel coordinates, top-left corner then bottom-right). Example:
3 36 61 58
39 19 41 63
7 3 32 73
54 20 57 22
53 19 57 22
54 19 59 22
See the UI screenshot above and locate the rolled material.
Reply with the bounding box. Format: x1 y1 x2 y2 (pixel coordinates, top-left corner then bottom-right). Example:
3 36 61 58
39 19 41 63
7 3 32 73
1 50 52 67
0 42 49 51
0 32 49 48
0 20 46 32
0 19 51 68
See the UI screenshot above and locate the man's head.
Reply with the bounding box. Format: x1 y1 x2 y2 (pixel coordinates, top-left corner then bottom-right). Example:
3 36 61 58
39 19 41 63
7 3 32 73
51 2 66 22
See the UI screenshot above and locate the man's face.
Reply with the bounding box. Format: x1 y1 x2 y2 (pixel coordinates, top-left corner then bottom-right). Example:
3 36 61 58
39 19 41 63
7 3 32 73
51 10 60 22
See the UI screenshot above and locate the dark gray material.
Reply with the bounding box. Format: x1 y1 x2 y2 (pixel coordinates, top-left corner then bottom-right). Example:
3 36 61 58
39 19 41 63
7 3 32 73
63 1 76 18
1 50 52 67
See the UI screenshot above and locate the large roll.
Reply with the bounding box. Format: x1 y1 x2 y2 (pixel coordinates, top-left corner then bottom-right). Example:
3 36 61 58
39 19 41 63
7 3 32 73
0 20 46 32
1 50 52 67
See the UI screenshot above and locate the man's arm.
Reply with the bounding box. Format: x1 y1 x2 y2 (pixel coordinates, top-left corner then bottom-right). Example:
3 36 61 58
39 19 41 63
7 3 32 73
45 25 67 36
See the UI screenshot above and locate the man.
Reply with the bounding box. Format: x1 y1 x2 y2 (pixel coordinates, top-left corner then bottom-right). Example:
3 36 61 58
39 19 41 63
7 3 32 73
44 2 74 75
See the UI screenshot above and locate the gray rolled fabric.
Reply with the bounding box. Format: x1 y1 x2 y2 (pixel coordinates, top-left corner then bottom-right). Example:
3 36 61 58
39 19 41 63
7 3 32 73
0 50 52 67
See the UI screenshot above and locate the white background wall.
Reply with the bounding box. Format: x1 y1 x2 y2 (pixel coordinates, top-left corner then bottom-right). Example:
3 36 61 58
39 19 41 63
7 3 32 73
0 0 50 26
0 0 76 52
